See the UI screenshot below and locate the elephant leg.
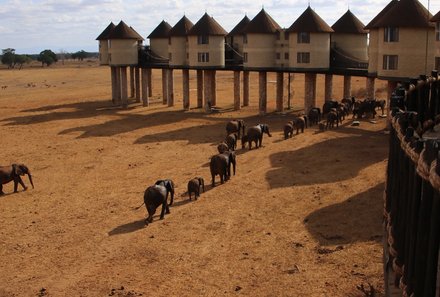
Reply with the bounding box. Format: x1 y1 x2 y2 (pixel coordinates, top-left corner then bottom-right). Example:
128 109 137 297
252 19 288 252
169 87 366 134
169 191 174 206
211 173 216 187
146 206 155 224
160 201 167 219
0 184 3 195
14 177 27 192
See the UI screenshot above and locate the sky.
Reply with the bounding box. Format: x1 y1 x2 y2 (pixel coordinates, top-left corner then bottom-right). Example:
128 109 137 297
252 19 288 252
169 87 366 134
1 0 439 55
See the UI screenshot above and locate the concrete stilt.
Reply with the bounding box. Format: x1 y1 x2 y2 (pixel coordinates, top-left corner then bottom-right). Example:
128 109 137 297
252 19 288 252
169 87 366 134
287 73 294 110
120 66 128 109
135 67 140 103
211 70 217 106
162 69 168 105
234 71 241 110
387 80 397 115
343 75 352 99
147 68 153 97
366 77 376 99
114 66 122 105
324 74 333 102
243 71 250 107
204 70 212 111
197 70 203 108
111 66 118 104
182 69 190 110
141 68 149 106
129 66 135 98
304 73 317 114
167 69 174 107
276 72 284 112
259 71 267 115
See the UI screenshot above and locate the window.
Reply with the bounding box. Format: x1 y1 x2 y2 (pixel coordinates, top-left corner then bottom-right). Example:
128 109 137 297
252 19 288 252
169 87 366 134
243 34 247 44
198 52 209 62
436 23 440 41
276 52 280 60
198 35 209 44
383 55 398 70
297 32 310 43
276 31 280 40
169 53 172 61
284 32 289 40
436 57 440 71
285 53 289 60
243 52 248 63
297 52 310 63
108 53 111 62
384 27 399 42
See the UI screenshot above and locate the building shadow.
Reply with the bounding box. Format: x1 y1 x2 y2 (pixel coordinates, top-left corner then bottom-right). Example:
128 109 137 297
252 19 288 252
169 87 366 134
304 183 385 245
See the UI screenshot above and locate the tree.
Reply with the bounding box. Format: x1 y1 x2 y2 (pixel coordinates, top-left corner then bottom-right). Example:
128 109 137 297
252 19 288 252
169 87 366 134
14 55 32 69
37 49 58 67
72 50 88 61
1 48 16 68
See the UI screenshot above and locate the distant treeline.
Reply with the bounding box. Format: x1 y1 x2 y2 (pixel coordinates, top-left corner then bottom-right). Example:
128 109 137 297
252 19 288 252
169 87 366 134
1 48 98 69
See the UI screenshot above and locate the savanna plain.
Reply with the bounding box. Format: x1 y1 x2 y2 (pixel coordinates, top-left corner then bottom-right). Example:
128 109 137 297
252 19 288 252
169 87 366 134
0 60 389 296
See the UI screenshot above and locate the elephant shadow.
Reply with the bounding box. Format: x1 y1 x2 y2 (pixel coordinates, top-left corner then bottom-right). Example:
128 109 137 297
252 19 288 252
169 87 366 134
108 219 146 236
172 183 216 206
304 183 384 245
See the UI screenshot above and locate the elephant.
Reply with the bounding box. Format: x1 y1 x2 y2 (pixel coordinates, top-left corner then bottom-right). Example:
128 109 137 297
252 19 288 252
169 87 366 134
154 179 175 206
283 121 294 139
143 184 170 225
292 116 306 134
308 107 321 126
226 119 245 138
326 110 339 129
187 177 205 200
210 151 236 186
217 142 229 154
0 163 34 195
241 124 272 150
322 100 339 115
225 133 238 151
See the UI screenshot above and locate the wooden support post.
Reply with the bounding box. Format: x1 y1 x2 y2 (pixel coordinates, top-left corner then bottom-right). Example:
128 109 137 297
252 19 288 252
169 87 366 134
276 72 284 112
114 66 122 105
111 66 117 104
197 70 203 108
304 73 317 114
141 68 149 106
243 71 250 107
135 67 140 103
120 66 128 109
147 68 153 97
324 74 333 102
182 69 190 110
387 80 398 116
129 66 135 98
204 70 211 111
343 75 352 99
162 69 168 105
234 71 241 110
259 71 267 115
366 77 376 99
167 69 174 107
211 70 217 106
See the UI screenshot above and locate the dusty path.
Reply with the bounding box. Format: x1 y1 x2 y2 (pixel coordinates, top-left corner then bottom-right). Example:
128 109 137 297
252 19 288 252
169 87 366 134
0 64 387 296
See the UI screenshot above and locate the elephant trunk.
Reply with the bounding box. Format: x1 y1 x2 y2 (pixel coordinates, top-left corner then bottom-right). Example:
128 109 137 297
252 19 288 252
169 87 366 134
27 173 34 189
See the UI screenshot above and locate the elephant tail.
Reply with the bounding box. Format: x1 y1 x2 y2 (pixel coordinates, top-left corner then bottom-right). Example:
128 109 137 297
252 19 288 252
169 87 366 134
133 202 145 210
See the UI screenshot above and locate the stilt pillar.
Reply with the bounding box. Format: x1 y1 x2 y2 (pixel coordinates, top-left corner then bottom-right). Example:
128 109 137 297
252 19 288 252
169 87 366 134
204 70 212 111
259 71 267 115
120 66 128 109
276 72 284 112
162 69 168 105
197 70 203 108
324 74 333 102
243 71 250 107
141 68 149 106
182 69 190 110
343 75 352 99
111 66 118 104
233 71 241 110
287 73 294 110
366 77 376 99
211 70 217 106
387 80 397 116
167 69 174 107
147 68 153 97
129 66 135 98
304 73 317 114
135 67 140 103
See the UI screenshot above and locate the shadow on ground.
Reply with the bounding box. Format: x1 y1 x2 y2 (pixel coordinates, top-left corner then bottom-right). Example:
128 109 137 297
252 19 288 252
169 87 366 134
108 219 145 236
304 183 385 245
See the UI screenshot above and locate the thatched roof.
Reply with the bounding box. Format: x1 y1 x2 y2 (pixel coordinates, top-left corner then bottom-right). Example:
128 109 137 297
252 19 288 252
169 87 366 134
243 9 282 34
431 10 440 22
287 6 333 33
365 0 433 29
364 0 397 29
108 21 144 40
228 15 251 36
188 13 228 36
169 15 194 37
130 26 144 41
96 22 115 40
148 20 172 39
332 10 368 34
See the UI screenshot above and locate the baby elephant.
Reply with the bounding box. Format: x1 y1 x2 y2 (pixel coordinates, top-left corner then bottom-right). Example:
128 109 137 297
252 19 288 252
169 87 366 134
187 177 205 200
217 142 229 154
0 163 34 195
143 184 170 225
283 121 294 139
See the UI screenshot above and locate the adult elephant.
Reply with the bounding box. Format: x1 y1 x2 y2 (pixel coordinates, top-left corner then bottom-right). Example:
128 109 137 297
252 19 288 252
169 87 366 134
143 184 170 225
0 163 34 195
226 119 245 138
210 151 236 186
154 179 175 206
242 124 272 150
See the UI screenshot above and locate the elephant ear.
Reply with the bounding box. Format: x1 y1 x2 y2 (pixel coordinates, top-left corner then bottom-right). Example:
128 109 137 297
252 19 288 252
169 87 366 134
12 164 22 176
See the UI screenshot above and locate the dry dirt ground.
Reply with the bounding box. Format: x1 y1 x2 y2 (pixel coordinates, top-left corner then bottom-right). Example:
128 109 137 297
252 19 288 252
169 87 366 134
0 61 389 297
